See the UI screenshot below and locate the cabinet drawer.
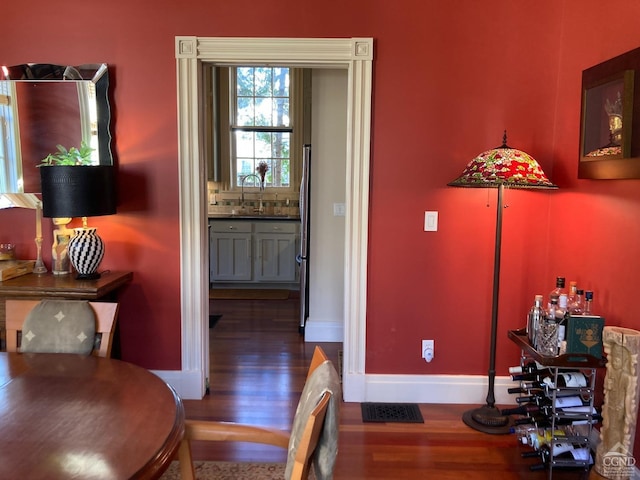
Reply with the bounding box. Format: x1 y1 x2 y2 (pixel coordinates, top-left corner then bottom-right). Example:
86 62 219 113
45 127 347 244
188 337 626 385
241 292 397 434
254 222 298 234
210 221 252 233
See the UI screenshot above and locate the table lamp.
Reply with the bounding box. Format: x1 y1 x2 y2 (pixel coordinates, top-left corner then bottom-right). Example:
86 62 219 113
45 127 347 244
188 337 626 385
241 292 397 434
40 165 116 279
448 131 557 434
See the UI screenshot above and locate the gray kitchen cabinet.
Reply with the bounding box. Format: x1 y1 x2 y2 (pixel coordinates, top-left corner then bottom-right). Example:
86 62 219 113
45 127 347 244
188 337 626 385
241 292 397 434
209 219 299 284
254 222 298 282
209 221 252 281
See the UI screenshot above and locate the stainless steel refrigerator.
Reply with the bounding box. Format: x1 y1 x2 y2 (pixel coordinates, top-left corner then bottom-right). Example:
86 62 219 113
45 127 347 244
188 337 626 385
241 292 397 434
297 144 311 334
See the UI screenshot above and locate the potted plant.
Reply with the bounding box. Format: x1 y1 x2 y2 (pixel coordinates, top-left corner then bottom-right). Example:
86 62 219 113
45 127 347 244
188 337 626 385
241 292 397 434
39 141 95 166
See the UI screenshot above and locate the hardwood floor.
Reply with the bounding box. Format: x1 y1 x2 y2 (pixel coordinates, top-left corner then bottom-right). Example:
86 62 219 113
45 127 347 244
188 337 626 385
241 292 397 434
180 294 595 479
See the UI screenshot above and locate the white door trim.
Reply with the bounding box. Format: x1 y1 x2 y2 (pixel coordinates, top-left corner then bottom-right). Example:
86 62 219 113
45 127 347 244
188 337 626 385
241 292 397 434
174 37 373 400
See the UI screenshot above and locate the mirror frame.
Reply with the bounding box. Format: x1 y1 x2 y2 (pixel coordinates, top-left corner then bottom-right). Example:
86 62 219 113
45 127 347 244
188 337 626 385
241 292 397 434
0 63 113 194
174 36 373 401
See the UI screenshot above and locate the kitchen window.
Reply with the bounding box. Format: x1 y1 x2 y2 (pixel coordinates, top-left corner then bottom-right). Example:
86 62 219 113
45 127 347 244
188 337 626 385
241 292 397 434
232 66 292 188
205 65 306 193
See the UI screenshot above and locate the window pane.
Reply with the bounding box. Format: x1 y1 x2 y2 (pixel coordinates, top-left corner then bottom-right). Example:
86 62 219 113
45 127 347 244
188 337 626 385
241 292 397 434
236 97 254 126
235 131 254 158
254 68 272 97
272 68 289 97
236 67 254 96
273 98 289 127
255 132 272 158
272 132 289 158
254 98 272 127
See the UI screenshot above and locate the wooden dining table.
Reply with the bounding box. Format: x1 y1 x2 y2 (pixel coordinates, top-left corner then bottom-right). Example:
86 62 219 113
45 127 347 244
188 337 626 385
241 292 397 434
0 352 184 479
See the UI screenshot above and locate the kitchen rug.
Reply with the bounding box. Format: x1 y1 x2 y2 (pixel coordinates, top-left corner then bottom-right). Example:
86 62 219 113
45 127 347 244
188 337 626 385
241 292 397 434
361 402 424 423
209 289 290 300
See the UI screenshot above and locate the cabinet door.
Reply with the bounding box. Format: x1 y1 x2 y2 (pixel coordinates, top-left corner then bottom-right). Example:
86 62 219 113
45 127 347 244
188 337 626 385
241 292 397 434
254 233 297 282
210 233 252 281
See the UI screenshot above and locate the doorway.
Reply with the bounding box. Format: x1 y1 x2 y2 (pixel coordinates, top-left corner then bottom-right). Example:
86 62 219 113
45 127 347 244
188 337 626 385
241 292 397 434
175 36 373 401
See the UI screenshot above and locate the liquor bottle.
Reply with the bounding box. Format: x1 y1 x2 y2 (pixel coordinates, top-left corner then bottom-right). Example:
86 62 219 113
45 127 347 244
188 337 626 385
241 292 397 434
548 277 566 309
556 293 569 351
583 291 594 315
568 288 584 315
526 295 545 346
567 281 578 301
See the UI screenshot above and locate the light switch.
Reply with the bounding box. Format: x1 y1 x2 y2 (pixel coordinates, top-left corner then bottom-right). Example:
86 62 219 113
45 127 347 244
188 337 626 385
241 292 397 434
424 211 438 231
333 203 346 216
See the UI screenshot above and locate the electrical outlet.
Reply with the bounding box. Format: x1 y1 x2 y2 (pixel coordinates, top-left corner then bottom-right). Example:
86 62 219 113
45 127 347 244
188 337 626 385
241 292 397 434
422 339 434 362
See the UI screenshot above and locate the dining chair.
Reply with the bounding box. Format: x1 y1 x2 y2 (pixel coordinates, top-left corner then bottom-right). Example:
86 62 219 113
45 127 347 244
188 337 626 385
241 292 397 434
175 345 341 480
5 299 119 358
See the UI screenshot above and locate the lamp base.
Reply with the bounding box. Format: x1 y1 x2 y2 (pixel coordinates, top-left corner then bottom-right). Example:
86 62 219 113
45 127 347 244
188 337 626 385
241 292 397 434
462 405 513 435
75 272 101 280
68 227 105 280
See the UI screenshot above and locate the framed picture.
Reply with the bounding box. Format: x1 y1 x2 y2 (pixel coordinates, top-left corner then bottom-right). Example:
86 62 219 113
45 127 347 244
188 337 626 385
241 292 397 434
579 47 640 179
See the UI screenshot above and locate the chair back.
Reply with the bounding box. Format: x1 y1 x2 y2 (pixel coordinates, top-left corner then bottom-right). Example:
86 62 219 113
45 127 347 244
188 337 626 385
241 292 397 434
5 299 119 358
287 345 341 480
176 345 340 480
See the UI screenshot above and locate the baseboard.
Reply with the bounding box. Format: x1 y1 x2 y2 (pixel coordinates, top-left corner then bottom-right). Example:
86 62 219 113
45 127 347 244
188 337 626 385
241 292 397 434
151 368 205 400
343 372 520 405
162 367 519 404
303 319 344 342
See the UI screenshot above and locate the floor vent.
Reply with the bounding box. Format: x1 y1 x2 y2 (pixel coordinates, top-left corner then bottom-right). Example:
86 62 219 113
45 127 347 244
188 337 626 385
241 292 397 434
361 403 424 423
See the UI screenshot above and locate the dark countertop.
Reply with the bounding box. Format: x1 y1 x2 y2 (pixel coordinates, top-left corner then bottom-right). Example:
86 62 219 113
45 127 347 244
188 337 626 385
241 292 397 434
208 214 300 222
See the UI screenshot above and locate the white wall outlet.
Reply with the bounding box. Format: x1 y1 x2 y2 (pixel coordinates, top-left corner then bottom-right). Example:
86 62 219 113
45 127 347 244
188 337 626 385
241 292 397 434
422 339 434 362
333 203 346 216
424 211 438 231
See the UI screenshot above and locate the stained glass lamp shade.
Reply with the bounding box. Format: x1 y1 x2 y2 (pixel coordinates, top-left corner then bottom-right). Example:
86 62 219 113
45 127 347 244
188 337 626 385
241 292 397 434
449 132 557 434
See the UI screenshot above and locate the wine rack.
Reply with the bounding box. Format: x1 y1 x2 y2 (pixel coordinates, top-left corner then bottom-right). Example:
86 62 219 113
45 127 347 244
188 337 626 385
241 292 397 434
507 329 605 479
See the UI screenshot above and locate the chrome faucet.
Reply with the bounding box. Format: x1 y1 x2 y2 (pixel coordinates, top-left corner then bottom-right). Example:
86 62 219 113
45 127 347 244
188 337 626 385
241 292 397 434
240 174 263 208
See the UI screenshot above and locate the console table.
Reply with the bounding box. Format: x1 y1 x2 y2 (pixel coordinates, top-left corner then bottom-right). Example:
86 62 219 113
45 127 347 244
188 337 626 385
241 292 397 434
0 270 133 351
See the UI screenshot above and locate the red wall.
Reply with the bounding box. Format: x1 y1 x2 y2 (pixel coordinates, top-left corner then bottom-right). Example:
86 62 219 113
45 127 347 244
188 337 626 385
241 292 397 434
3 0 640 408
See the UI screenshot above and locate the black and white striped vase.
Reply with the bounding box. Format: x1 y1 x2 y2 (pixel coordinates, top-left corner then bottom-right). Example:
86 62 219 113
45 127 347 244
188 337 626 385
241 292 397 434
68 227 105 279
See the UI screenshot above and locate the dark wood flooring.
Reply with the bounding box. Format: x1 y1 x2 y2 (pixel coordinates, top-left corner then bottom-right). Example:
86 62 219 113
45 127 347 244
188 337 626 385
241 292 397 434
179 294 598 479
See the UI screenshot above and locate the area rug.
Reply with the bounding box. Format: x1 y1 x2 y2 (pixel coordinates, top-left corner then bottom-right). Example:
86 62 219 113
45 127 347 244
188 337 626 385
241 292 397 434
160 461 286 480
361 402 424 423
209 289 290 300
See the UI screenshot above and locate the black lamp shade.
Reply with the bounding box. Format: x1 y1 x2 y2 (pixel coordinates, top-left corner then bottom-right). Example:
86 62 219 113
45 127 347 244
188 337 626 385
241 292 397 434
40 166 116 218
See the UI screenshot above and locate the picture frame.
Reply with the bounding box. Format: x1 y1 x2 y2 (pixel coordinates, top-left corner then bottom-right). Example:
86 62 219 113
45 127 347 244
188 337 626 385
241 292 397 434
579 47 640 179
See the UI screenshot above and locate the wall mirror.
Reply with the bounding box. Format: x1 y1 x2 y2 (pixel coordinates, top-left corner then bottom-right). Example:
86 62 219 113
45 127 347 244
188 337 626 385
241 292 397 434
0 63 113 194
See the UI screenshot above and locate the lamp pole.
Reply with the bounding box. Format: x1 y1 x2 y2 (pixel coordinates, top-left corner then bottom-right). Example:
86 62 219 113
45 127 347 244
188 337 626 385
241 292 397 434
462 183 513 434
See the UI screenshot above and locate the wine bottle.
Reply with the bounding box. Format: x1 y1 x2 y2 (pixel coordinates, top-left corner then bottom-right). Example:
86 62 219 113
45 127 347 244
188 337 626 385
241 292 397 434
527 443 593 471
508 386 545 395
513 412 602 428
541 371 588 389
514 394 584 408
511 369 554 382
501 403 595 417
508 360 544 375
